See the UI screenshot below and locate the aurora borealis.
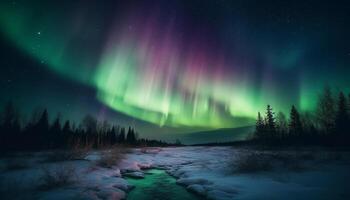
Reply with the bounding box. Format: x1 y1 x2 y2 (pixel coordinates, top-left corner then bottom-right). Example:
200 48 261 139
0 0 350 136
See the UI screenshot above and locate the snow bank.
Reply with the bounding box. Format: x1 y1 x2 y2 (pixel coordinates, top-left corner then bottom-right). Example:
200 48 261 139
1 147 350 200
120 147 350 200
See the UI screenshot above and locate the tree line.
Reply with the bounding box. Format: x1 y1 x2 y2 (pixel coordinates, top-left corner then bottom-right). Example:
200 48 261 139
254 87 350 145
0 103 171 151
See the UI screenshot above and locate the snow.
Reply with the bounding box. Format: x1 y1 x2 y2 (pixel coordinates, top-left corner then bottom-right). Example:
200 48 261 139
186 184 206 195
177 178 213 186
1 146 350 200
122 171 145 179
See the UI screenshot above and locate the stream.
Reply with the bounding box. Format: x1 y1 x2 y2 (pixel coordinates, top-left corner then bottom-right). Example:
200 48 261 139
125 169 200 200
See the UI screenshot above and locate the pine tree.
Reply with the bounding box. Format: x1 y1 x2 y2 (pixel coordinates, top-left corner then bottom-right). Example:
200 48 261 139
62 120 71 134
118 127 125 143
50 116 62 148
276 112 287 137
82 115 98 147
37 109 49 132
0 101 21 150
175 139 182 145
51 116 62 133
335 92 348 136
126 127 136 144
300 112 317 136
255 112 265 139
265 105 276 138
1 101 16 130
289 105 303 137
348 93 350 116
316 87 335 134
35 109 49 149
110 125 117 145
82 115 97 134
348 93 350 121
348 93 350 130
62 120 72 147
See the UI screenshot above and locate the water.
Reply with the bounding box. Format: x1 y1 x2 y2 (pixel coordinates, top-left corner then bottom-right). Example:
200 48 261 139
126 169 200 200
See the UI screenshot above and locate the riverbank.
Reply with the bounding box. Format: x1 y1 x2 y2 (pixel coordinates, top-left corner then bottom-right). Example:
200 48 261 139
1 146 350 199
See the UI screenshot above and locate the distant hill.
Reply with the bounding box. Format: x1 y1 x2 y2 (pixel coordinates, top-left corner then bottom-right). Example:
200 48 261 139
172 126 255 145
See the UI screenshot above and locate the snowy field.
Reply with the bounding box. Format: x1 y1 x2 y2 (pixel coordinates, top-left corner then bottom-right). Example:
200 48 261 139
1 146 350 200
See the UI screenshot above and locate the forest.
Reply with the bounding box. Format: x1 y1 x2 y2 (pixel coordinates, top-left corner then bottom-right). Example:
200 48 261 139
1 87 349 152
254 87 350 146
0 104 171 151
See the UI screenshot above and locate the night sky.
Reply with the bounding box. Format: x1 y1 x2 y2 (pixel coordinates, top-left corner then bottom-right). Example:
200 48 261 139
0 0 349 139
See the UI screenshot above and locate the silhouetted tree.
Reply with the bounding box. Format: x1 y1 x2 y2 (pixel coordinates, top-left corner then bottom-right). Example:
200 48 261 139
1 101 18 130
289 105 303 138
62 120 72 147
175 139 182 146
0 102 183 150
82 115 97 134
62 120 71 134
37 109 49 133
0 101 21 150
265 105 276 138
316 87 335 134
335 92 348 137
118 127 125 143
82 115 98 146
255 112 265 139
35 109 49 149
126 127 137 144
109 125 117 145
276 111 287 137
98 120 111 147
50 115 62 148
348 93 350 114
300 112 318 138
348 93 350 127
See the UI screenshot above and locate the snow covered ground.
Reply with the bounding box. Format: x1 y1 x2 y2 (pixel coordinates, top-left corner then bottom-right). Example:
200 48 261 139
1 146 350 200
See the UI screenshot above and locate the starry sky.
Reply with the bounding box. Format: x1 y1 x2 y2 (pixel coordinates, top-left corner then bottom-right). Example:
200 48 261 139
0 0 349 140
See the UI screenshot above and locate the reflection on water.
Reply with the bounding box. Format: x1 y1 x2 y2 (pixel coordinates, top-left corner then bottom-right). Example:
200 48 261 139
126 169 200 200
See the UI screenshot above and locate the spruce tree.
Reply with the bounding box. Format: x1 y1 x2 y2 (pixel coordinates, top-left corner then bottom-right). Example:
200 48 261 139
289 105 303 137
37 109 49 132
50 116 62 148
118 127 125 143
35 109 49 149
62 120 71 147
255 112 265 139
276 112 287 137
348 93 350 123
265 105 276 138
1 101 16 130
0 101 20 150
335 92 348 136
127 127 136 144
110 126 117 145
62 120 71 134
316 87 335 134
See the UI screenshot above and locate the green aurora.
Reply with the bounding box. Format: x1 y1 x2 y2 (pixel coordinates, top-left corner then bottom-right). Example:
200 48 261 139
1 1 349 130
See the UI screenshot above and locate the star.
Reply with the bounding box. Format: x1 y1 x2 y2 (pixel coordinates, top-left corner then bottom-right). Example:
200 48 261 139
37 31 41 35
